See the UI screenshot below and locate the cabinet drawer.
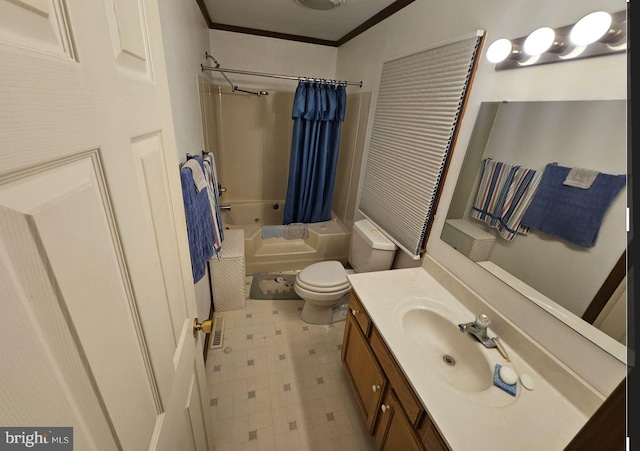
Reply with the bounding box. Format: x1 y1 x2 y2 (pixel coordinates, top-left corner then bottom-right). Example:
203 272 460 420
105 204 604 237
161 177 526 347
370 327 425 427
348 292 371 336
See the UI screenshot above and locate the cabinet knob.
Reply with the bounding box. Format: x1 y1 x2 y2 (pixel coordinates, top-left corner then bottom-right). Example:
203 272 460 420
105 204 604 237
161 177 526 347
372 384 380 393
351 309 359 316
381 404 391 413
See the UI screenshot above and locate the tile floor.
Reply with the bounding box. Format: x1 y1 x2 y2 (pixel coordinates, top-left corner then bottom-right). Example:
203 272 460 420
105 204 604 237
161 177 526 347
205 275 375 451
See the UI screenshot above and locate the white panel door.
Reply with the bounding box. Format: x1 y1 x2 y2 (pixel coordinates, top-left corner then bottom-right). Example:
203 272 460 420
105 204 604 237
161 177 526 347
0 0 213 450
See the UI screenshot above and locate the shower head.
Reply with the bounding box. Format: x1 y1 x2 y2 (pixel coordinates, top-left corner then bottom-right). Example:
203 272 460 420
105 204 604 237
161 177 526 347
257 91 269 96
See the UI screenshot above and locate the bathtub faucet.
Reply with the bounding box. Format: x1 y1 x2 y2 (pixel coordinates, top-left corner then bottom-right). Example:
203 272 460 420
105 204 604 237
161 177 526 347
220 204 231 211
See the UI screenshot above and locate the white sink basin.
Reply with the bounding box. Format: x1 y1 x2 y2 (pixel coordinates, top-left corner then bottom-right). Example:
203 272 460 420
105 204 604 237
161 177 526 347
391 296 519 407
402 306 494 393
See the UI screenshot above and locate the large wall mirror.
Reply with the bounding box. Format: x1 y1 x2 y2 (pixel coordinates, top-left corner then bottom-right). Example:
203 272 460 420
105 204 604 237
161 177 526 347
442 100 627 360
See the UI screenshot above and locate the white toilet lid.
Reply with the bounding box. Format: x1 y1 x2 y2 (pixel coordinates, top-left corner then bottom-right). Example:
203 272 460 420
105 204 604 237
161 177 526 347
297 261 349 291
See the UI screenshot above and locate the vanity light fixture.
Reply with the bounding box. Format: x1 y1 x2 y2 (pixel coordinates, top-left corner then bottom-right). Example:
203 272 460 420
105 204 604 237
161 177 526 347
570 11 621 45
487 9 626 70
523 27 557 55
486 38 520 63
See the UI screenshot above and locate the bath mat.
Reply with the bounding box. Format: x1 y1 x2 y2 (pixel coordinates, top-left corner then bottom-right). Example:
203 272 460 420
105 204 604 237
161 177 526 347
249 273 302 300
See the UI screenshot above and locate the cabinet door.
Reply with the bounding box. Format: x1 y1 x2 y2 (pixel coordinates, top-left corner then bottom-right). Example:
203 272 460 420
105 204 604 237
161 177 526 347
342 314 386 433
421 421 449 451
376 391 424 451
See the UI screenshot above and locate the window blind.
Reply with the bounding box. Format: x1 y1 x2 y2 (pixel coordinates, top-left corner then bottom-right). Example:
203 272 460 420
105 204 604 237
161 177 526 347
359 32 484 258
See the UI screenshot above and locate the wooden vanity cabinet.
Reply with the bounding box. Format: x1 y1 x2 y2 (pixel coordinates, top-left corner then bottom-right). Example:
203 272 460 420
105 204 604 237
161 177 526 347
342 306 386 432
341 292 450 451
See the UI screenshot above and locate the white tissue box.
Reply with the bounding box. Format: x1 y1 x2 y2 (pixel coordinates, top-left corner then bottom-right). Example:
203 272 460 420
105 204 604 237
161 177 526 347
209 229 246 311
442 219 496 262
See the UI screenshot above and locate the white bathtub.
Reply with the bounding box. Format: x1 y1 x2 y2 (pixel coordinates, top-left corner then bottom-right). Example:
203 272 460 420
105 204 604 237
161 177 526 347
221 200 285 228
220 200 351 274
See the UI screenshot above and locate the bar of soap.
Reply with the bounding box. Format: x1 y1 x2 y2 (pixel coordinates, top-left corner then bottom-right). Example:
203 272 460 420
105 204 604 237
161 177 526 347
499 366 518 385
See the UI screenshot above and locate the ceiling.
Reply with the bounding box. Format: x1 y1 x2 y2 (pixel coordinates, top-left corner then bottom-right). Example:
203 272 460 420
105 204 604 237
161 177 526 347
196 0 414 46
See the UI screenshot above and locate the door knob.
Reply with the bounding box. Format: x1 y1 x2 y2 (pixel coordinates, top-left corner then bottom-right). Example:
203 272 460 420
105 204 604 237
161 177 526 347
193 318 213 337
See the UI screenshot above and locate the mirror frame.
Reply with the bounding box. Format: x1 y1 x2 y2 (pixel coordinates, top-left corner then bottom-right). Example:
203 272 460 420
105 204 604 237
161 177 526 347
582 251 627 324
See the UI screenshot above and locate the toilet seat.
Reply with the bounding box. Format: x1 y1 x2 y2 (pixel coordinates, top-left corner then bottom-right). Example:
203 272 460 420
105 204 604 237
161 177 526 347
294 282 351 303
296 261 349 293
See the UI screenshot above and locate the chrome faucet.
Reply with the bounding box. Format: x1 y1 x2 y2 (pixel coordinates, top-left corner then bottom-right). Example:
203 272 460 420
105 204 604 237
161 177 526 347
458 314 497 349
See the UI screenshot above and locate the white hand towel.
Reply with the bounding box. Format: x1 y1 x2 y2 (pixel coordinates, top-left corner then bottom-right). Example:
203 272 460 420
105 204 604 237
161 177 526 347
182 159 208 192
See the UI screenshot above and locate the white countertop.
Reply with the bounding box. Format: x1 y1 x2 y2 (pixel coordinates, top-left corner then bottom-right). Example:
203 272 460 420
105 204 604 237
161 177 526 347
347 267 588 451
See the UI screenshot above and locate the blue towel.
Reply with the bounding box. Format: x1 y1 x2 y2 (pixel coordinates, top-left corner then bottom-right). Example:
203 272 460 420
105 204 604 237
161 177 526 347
181 163 215 283
521 163 626 248
262 225 284 239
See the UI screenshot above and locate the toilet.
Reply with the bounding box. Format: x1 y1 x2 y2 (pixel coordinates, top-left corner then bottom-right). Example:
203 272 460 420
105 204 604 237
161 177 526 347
295 219 397 324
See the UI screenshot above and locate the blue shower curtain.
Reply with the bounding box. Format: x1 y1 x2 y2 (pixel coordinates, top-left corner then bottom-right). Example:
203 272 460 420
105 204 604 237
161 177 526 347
283 81 346 224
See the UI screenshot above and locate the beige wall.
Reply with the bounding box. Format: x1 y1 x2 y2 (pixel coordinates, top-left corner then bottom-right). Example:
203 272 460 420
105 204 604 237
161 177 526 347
203 86 294 204
157 0 213 323
334 0 627 397
199 77 219 156
333 92 372 229
208 30 338 92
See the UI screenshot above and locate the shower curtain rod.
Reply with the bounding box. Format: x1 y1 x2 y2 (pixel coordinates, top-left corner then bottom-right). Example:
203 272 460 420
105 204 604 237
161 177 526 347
204 52 268 96
201 65 363 88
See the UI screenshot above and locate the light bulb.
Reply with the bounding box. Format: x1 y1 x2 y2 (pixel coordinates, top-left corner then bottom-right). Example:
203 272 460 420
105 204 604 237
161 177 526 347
570 11 612 46
523 27 556 56
486 39 513 63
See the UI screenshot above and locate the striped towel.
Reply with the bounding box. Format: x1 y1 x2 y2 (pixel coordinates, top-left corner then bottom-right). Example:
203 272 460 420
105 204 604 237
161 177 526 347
470 159 542 241
202 152 225 258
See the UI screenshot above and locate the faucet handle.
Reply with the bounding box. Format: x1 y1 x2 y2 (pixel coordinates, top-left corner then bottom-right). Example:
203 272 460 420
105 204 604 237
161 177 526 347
474 313 490 328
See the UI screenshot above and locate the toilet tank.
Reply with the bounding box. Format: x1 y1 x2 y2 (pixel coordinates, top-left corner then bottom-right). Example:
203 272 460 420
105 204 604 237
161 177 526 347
348 219 397 273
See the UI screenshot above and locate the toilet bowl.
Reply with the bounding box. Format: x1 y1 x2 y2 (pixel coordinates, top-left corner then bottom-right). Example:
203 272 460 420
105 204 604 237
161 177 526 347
295 219 397 325
295 260 352 324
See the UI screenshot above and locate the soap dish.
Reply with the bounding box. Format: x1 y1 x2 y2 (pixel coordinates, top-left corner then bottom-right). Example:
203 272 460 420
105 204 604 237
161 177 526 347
493 364 517 396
